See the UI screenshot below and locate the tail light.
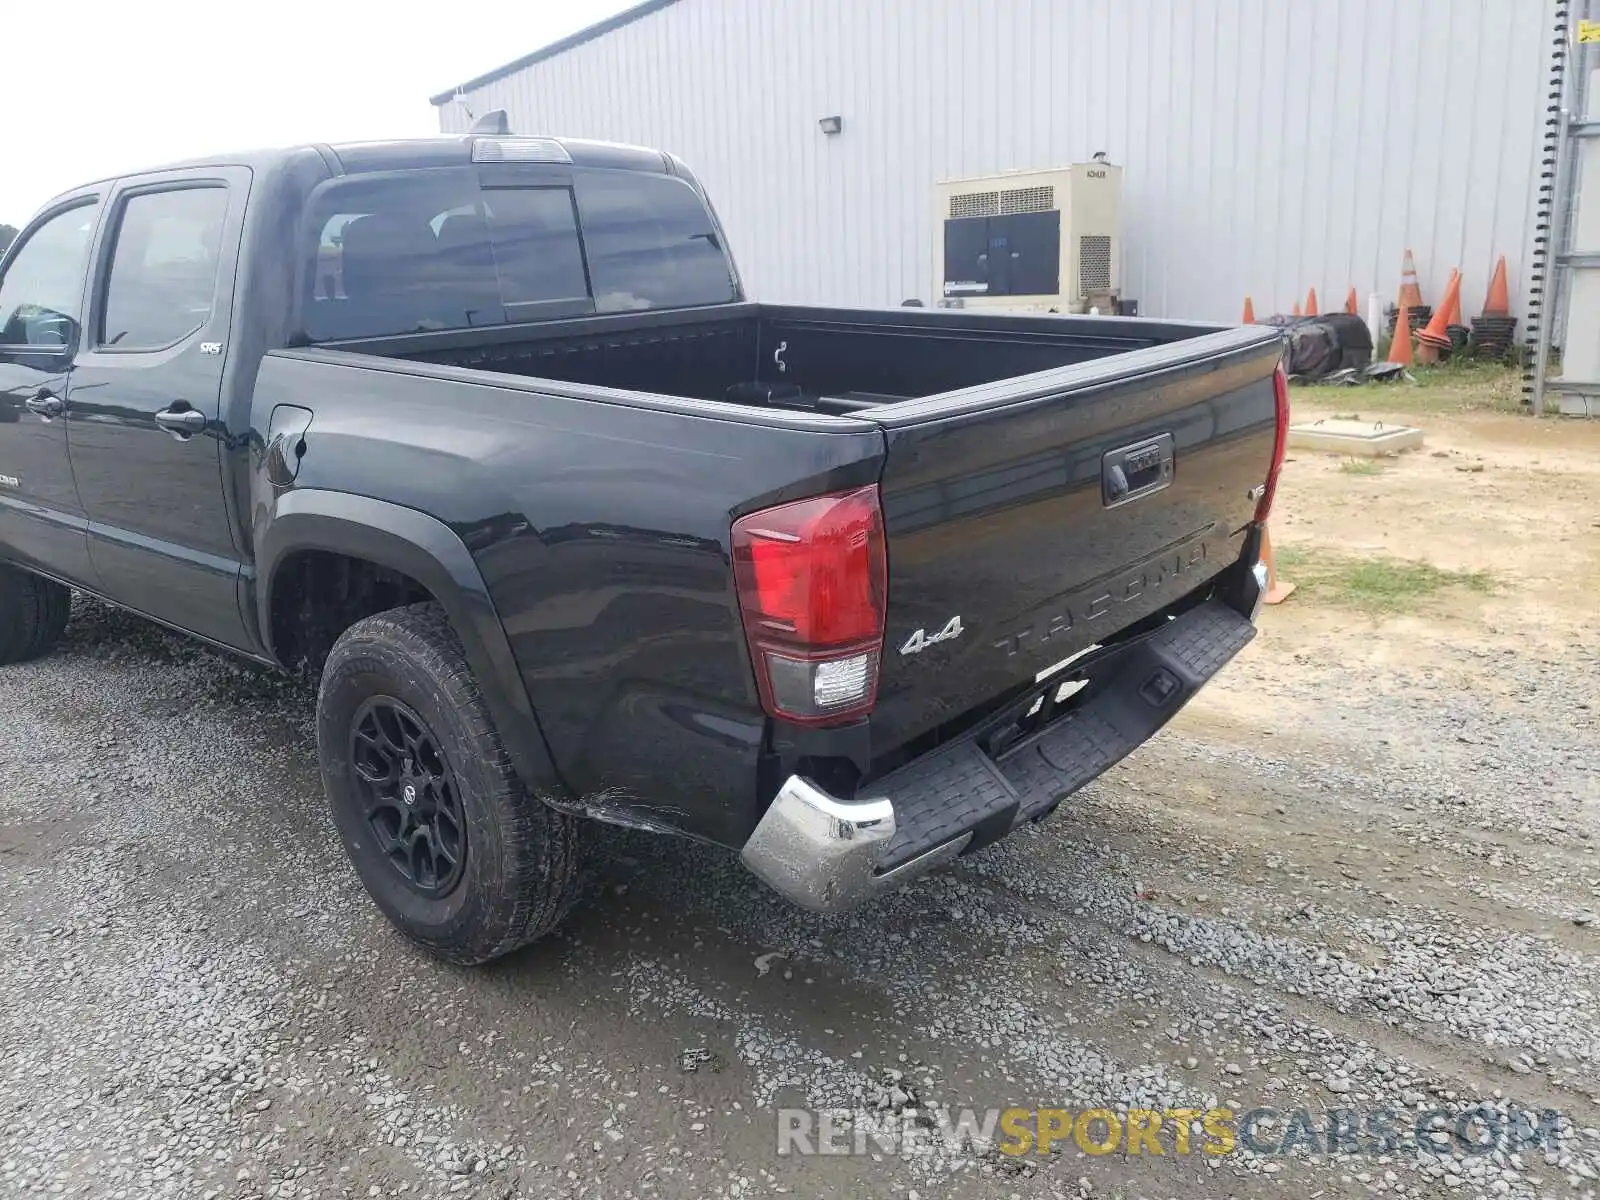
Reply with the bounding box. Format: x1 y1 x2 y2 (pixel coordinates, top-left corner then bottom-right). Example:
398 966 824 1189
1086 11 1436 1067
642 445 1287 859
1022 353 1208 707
1255 361 1291 523
732 485 887 726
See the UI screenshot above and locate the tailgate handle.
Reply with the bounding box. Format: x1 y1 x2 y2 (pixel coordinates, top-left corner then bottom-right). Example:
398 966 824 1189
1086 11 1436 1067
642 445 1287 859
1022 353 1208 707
1102 434 1175 507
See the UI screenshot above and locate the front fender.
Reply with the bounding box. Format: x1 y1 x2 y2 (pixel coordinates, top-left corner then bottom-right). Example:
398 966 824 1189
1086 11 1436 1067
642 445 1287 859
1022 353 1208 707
254 488 567 801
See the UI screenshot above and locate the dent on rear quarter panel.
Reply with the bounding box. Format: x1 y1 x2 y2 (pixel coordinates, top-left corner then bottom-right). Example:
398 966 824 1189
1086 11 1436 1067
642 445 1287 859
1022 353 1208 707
466 405 885 850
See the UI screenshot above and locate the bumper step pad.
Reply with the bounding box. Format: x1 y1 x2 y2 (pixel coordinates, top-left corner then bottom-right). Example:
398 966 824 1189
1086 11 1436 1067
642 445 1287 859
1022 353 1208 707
871 599 1255 872
876 740 1020 870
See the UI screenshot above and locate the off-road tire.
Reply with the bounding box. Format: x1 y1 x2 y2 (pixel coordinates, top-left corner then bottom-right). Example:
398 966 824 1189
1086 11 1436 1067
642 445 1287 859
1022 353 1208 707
317 602 583 964
0 566 71 665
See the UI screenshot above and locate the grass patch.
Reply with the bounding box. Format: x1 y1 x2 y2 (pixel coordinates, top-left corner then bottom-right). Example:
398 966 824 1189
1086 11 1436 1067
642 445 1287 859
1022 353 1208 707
1337 458 1386 476
1291 362 1523 416
1275 546 1494 613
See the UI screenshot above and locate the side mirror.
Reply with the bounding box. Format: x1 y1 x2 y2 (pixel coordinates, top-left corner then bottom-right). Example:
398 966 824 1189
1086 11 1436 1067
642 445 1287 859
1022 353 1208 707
25 310 78 347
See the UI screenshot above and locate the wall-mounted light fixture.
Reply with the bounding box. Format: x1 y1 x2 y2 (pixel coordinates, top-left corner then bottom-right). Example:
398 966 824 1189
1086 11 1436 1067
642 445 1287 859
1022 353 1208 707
818 115 843 135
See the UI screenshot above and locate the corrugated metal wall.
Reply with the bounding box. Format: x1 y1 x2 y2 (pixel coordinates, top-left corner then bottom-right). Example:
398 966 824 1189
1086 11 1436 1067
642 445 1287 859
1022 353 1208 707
438 0 1554 324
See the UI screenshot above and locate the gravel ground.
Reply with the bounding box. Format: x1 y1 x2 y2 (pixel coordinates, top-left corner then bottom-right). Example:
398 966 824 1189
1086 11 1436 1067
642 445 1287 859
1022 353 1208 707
2 411 1597 1200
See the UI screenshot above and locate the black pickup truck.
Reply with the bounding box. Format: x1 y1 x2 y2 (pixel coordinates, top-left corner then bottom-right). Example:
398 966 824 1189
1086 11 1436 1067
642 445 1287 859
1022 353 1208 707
0 129 1286 963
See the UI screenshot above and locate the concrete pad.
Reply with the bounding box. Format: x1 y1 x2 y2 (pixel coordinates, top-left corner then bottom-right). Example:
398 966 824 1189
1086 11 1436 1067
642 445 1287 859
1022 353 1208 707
1288 418 1424 457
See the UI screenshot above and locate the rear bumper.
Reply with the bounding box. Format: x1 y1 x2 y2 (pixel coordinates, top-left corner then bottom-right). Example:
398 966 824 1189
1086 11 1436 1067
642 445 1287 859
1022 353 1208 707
741 586 1262 913
737 777 973 912
1247 559 1271 621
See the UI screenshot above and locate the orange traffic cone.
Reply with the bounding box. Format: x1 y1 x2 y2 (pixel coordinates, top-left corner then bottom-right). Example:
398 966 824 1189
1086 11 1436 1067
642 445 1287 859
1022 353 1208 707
1415 273 1460 364
1397 249 1424 310
1387 304 1414 366
1242 297 1256 324
1443 271 1463 327
1345 287 1359 315
1261 524 1295 605
1482 256 1510 317
1305 287 1319 316
1291 299 1302 317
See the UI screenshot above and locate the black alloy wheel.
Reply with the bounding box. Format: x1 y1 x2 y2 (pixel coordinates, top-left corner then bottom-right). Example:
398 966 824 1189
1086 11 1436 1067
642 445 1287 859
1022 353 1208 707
349 696 468 897
318 603 584 964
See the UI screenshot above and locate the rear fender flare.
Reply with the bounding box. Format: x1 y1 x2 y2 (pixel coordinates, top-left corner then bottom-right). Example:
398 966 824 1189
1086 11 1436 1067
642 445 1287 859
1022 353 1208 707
254 489 566 800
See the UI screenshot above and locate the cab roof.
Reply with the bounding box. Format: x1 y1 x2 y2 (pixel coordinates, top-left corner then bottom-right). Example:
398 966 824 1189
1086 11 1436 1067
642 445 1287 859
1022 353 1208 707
51 134 674 205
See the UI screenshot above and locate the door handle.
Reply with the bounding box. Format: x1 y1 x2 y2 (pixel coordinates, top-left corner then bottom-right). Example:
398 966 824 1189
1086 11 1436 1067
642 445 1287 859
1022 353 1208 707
25 390 63 419
155 407 208 435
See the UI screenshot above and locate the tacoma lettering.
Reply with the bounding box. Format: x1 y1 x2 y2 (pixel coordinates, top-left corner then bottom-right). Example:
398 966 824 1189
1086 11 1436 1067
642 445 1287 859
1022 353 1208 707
993 543 1209 657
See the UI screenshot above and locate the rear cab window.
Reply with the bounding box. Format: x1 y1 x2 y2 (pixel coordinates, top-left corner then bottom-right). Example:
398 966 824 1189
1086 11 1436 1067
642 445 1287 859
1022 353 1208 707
301 166 737 342
576 172 740 313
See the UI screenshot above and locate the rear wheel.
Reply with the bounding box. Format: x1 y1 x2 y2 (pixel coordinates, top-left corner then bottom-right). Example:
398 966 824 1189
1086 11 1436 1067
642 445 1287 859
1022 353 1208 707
316 603 583 964
0 566 71 665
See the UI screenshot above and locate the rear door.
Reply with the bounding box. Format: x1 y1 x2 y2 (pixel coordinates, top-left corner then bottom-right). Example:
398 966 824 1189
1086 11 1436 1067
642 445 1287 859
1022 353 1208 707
64 167 251 649
866 329 1284 753
0 196 102 585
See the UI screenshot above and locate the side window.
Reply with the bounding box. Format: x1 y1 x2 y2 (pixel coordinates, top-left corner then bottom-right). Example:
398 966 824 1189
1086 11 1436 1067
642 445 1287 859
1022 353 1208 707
575 172 736 313
100 187 229 351
0 201 101 349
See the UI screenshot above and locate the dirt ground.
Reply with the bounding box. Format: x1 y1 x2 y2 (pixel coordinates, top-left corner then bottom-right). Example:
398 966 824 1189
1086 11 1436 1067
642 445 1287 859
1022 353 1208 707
1276 368 1600 649
1 367 1597 1200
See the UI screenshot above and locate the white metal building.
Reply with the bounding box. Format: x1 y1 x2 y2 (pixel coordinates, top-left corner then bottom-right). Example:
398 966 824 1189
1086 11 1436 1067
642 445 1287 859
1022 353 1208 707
432 0 1558 325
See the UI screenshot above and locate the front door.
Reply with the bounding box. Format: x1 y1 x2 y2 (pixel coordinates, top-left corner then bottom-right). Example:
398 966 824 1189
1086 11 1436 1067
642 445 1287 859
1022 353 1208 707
0 196 103 585
64 169 251 650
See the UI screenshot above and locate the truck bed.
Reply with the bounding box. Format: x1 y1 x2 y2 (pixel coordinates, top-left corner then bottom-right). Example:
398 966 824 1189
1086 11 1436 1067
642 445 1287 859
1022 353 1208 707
325 302 1223 414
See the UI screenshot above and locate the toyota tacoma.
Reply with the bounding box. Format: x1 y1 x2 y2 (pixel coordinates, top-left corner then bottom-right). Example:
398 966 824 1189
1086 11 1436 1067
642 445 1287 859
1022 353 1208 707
0 126 1287 963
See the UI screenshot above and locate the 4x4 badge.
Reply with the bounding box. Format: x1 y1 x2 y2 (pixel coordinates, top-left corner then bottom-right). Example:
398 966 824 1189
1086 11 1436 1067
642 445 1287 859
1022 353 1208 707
900 616 964 656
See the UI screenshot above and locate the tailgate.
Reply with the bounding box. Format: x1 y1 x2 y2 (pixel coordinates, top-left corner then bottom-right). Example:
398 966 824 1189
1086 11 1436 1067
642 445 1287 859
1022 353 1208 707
864 327 1285 757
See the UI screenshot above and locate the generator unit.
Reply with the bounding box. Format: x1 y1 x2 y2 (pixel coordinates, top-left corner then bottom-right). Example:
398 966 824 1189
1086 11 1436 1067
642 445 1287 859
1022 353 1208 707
933 162 1123 313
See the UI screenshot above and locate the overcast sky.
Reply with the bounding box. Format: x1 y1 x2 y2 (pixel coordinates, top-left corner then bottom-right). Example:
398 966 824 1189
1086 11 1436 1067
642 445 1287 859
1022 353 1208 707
1 0 638 225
